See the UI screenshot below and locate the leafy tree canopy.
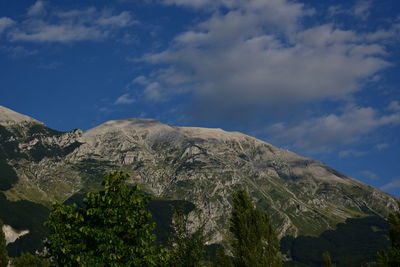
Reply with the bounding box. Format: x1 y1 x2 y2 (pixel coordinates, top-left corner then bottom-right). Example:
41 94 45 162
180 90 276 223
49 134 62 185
11 252 49 267
45 171 164 266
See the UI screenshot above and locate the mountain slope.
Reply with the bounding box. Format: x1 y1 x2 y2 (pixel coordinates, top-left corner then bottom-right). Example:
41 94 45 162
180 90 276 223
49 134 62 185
0 108 396 246
75 118 397 240
0 106 41 125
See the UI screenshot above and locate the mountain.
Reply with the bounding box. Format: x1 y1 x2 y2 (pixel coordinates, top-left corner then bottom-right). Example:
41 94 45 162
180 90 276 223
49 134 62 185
0 106 397 263
0 106 41 125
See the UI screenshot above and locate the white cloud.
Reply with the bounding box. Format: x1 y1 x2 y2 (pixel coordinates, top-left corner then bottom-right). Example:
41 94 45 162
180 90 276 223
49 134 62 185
10 5 136 43
161 0 237 9
339 149 367 158
327 6 343 17
266 106 400 153
37 62 62 70
133 76 149 86
27 1 46 17
118 33 138 44
132 76 165 101
381 179 400 191
144 82 164 101
11 24 106 42
95 11 137 27
375 143 389 150
388 101 400 112
0 45 38 57
364 25 400 42
138 0 392 119
328 1 372 20
0 17 15 33
131 73 187 102
115 93 135 104
360 170 379 180
353 0 372 20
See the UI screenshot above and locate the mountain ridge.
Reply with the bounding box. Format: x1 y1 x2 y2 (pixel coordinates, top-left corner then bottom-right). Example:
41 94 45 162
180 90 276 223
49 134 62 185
0 106 42 125
0 106 397 244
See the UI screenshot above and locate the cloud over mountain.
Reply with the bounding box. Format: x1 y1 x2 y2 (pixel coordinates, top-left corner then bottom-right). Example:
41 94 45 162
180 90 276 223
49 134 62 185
267 106 400 153
138 0 392 120
7 1 137 43
0 17 15 34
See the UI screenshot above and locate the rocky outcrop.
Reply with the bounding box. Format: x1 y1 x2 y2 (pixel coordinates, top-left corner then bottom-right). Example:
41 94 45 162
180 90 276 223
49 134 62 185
2 225 29 245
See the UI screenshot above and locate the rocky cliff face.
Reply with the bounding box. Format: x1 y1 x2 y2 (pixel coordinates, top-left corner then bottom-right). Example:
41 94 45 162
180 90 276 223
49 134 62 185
0 106 397 243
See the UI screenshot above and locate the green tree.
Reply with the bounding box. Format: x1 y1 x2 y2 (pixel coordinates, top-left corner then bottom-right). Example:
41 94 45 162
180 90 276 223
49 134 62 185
322 251 336 267
166 206 209 267
377 202 400 266
12 252 49 267
229 190 282 267
0 219 8 267
45 170 163 266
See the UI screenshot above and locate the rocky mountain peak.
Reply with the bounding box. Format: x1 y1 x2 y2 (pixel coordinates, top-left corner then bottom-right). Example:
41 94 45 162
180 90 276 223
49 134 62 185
0 106 42 125
84 117 256 144
85 118 164 133
175 127 250 141
82 118 176 144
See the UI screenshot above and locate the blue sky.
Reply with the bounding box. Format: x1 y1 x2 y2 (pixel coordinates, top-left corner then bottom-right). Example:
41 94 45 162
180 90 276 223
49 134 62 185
1 0 400 196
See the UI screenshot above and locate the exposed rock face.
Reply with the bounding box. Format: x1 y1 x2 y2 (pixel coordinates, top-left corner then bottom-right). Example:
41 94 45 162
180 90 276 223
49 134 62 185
0 108 397 243
2 225 29 245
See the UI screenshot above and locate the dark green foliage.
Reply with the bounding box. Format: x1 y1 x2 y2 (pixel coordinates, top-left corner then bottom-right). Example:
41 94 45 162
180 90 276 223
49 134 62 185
64 192 196 245
45 171 163 266
203 244 221 265
215 247 233 267
11 252 49 267
388 208 400 249
0 220 8 267
377 247 400 266
0 126 19 190
377 203 400 266
0 125 26 159
165 206 208 267
0 159 18 190
229 190 282 267
322 251 336 267
0 193 49 257
147 200 195 244
281 216 390 266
